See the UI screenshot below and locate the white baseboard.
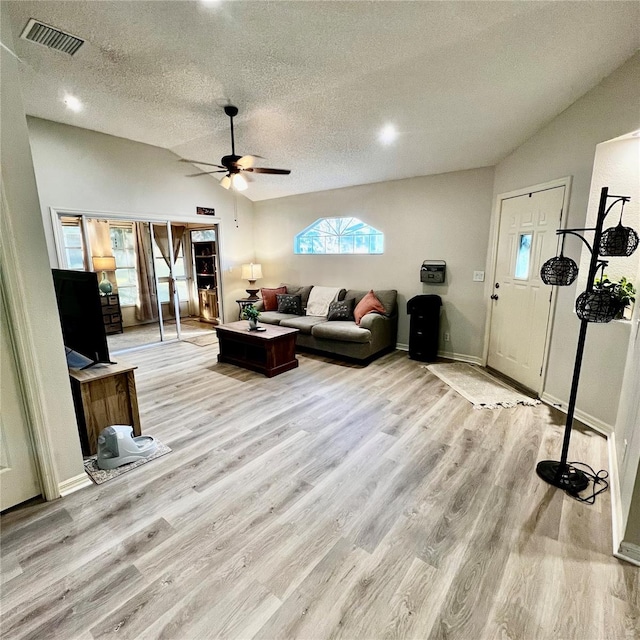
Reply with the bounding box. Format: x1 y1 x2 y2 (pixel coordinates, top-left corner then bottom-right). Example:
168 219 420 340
437 351 483 366
540 392 613 436
395 344 483 366
59 472 92 497
617 542 640 566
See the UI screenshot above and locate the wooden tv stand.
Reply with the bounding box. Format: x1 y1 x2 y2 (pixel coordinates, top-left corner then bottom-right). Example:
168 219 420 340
68 360 141 456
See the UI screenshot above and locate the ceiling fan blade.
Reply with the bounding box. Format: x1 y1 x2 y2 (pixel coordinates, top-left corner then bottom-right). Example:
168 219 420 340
179 159 226 169
186 170 227 177
245 167 291 175
236 155 263 169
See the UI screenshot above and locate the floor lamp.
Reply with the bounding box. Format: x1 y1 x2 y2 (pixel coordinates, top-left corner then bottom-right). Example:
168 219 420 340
537 186 638 498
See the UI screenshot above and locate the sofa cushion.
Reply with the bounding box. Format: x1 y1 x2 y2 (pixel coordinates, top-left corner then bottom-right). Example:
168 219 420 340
261 287 286 311
280 316 328 335
280 284 314 309
354 290 386 325
345 289 397 317
311 321 372 344
327 298 355 321
258 311 298 325
276 294 303 315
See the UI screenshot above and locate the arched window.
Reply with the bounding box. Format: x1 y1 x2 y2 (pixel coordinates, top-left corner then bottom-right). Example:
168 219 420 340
294 217 384 255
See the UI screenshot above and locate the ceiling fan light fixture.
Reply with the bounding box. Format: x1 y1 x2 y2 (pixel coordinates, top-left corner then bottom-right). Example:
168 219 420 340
219 175 231 190
231 173 248 191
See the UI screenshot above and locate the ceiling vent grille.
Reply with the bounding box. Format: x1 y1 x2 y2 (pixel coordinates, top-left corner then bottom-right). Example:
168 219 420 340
20 19 84 56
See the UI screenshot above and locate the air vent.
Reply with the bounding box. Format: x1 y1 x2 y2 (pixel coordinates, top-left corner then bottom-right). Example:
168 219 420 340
20 18 84 56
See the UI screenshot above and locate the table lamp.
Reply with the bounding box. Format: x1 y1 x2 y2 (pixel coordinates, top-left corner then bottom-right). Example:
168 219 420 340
241 263 263 300
92 256 117 295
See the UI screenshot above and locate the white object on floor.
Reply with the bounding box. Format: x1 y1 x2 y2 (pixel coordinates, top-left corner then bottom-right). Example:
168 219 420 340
425 362 540 409
306 286 340 316
96 425 158 470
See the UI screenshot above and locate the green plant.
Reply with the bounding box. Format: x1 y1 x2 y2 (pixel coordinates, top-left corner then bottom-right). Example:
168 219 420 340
241 304 260 321
594 274 636 315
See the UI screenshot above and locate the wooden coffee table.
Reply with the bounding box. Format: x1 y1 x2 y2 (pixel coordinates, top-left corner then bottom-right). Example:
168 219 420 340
215 321 299 377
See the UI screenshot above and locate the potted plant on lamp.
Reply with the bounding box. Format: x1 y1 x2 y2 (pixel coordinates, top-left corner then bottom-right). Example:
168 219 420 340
241 304 261 330
594 275 636 319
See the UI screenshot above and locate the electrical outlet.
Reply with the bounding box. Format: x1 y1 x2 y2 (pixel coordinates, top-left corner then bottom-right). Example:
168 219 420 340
444 332 450 342
473 270 485 282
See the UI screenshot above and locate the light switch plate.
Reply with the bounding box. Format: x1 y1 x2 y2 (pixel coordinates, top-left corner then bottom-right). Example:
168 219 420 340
473 270 485 282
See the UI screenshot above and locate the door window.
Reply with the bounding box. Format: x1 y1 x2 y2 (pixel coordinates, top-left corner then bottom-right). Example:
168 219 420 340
514 232 533 280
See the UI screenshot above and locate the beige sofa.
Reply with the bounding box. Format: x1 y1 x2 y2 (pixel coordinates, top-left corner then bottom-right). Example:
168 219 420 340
252 284 398 362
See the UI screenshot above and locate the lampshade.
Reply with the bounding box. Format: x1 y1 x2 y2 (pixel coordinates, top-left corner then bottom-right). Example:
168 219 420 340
599 222 639 257
219 175 231 190
92 256 116 271
241 263 263 281
540 255 579 286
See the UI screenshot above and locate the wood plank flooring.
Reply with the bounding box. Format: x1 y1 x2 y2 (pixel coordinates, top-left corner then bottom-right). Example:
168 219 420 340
1 343 638 640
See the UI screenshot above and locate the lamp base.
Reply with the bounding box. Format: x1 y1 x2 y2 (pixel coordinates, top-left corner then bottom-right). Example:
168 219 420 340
245 289 260 300
536 460 590 495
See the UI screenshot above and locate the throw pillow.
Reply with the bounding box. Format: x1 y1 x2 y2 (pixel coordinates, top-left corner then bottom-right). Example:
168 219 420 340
261 286 287 311
327 298 355 321
354 290 385 325
276 294 303 315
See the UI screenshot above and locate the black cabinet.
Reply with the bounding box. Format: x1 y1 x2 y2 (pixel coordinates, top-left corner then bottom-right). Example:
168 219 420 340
100 293 123 335
407 295 441 362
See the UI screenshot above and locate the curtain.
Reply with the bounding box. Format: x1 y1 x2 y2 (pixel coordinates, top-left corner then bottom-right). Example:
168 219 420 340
134 222 159 322
153 224 185 268
152 224 186 306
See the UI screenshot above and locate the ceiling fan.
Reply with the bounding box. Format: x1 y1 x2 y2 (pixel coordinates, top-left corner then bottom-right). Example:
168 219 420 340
180 105 291 191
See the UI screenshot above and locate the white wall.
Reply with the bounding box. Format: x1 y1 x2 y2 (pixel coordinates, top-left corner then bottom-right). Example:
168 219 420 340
493 52 640 430
26 118 257 321
578 136 640 291
0 12 84 489
254 167 495 358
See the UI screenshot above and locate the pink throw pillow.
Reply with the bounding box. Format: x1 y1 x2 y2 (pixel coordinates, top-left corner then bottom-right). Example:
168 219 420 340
354 290 385 325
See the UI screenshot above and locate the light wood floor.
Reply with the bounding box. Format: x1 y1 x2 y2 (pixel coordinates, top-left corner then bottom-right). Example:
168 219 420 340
1 343 638 640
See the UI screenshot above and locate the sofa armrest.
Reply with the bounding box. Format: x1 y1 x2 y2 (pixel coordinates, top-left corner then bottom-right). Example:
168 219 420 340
359 312 389 331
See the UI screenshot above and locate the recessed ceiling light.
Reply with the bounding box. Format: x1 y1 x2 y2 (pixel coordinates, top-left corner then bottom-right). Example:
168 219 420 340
378 123 398 146
63 94 82 112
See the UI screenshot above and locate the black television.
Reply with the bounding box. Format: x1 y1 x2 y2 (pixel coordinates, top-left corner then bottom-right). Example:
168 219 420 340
52 269 111 366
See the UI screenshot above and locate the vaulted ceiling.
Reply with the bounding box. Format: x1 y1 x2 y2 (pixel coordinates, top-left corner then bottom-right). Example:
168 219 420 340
6 1 640 201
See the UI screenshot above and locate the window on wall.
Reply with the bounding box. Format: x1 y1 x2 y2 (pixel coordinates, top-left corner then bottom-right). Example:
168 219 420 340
60 217 85 269
294 217 384 254
109 223 138 306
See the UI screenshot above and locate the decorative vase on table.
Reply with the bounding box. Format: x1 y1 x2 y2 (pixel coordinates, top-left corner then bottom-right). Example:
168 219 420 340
248 318 258 331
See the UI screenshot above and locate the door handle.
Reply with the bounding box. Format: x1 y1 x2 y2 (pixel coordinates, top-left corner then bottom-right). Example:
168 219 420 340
491 294 499 300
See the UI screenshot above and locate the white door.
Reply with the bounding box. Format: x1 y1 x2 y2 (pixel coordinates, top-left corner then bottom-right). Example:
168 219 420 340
0 290 40 510
488 186 565 392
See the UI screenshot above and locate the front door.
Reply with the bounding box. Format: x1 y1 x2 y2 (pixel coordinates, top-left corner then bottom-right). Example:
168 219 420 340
1 288 40 510
487 186 566 392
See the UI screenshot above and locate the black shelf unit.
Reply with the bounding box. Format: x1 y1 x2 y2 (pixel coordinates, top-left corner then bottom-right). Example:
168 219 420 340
407 295 442 362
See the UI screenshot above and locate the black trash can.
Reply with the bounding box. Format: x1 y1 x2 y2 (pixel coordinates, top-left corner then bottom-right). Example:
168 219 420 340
407 295 441 362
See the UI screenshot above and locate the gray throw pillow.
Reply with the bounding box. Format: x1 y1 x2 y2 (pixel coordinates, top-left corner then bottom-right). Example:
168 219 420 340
276 294 303 315
327 298 355 321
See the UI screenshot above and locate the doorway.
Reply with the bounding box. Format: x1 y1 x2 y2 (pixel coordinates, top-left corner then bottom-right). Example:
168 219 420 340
52 213 222 353
487 183 567 393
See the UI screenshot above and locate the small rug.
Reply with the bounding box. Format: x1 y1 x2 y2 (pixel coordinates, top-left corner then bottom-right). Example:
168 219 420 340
83 442 172 485
425 363 540 409
184 333 218 347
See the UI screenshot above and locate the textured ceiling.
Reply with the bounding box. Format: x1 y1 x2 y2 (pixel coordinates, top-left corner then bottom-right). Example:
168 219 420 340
6 1 640 201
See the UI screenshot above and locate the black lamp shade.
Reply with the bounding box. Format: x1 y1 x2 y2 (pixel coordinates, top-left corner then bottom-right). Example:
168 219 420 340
599 223 639 257
540 255 579 286
575 290 620 323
